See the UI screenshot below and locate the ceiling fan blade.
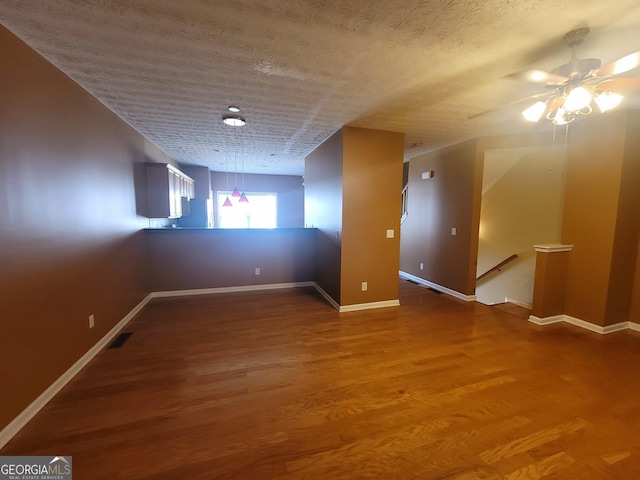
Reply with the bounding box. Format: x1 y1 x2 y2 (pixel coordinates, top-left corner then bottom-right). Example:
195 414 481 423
596 77 640 92
505 69 569 85
468 91 553 120
592 51 640 77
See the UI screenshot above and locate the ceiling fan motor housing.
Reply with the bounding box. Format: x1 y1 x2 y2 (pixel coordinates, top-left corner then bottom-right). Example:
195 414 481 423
552 58 602 80
563 27 590 48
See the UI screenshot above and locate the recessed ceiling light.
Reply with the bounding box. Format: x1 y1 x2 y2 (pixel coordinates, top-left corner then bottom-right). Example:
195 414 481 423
228 106 240 113
222 115 246 126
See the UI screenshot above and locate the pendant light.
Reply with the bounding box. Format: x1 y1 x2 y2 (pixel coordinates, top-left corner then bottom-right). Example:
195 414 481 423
231 125 241 198
222 109 247 206
238 130 249 203
222 136 233 207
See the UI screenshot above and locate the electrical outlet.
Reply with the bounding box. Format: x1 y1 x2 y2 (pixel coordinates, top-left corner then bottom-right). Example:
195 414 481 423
420 262 424 270
451 227 457 236
255 267 261 275
361 282 368 291
89 314 95 329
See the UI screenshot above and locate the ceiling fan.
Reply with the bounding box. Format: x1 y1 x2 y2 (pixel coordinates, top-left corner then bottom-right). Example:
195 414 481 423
474 28 640 125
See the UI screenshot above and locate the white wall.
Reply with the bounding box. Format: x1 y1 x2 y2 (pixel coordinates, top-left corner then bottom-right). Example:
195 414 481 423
476 145 565 306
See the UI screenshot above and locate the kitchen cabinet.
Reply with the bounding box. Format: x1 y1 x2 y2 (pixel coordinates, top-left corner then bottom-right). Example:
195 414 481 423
146 163 195 218
181 165 211 200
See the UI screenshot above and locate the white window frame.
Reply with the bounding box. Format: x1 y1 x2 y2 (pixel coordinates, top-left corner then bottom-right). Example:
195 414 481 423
216 191 278 229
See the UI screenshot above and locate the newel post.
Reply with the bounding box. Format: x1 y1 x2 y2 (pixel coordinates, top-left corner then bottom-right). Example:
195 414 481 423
530 244 573 322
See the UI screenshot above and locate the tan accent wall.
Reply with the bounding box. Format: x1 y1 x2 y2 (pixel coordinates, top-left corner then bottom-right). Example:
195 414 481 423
476 146 565 306
400 140 482 295
210 172 304 228
0 26 154 430
341 127 404 305
304 130 344 302
561 110 640 326
304 127 404 307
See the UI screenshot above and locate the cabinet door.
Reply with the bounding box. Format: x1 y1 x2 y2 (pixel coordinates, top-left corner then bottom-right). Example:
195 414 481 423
145 163 194 218
169 170 182 218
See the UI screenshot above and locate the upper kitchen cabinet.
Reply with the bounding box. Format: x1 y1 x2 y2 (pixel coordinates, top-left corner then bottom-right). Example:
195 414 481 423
181 165 212 200
145 163 195 218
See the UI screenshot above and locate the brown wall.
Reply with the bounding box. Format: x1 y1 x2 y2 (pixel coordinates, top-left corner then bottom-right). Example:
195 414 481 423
0 26 156 430
400 139 482 295
561 110 640 326
341 126 404 305
607 111 640 325
146 229 315 292
211 172 304 228
304 130 344 302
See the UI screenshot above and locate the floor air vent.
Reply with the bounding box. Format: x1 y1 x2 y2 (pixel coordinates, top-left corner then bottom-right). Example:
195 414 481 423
108 332 133 349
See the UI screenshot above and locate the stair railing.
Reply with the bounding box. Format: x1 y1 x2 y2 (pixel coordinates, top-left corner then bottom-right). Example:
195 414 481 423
476 254 518 283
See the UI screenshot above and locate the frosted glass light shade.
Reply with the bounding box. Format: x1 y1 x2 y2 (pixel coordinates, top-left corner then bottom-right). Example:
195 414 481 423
595 92 623 112
522 101 546 122
564 87 592 111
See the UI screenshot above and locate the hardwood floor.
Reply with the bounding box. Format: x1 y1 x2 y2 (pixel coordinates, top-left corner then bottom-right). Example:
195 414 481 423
4 280 640 479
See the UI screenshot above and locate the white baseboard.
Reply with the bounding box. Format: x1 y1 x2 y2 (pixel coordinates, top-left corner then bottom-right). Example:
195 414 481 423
601 321 630 334
152 281 315 298
529 314 633 335
528 314 564 326
312 283 341 311
0 293 153 450
339 299 400 312
505 297 533 309
399 271 476 302
311 283 399 312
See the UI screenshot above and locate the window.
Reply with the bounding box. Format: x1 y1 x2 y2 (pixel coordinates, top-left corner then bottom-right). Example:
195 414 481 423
217 192 277 228
401 185 408 224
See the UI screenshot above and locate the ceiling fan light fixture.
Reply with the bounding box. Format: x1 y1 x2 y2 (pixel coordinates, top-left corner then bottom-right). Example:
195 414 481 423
564 86 592 111
522 101 547 122
551 107 574 126
595 92 623 112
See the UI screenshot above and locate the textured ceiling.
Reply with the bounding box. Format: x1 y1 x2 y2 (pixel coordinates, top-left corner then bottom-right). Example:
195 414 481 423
2 1 640 175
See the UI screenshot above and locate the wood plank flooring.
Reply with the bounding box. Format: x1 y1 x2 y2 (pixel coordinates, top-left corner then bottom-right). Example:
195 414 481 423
4 280 640 479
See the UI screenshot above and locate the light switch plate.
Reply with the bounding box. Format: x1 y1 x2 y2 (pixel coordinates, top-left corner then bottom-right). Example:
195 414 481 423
386 229 394 238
